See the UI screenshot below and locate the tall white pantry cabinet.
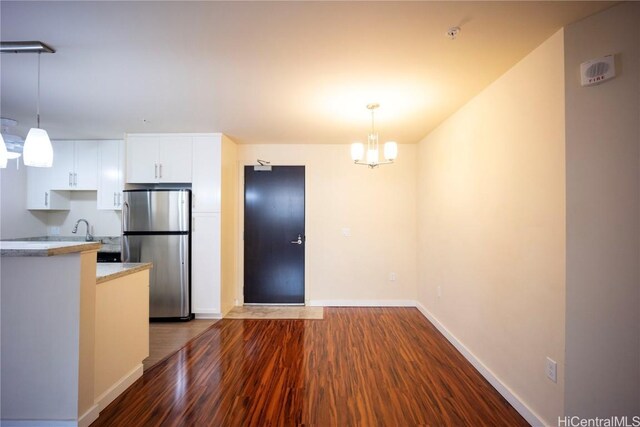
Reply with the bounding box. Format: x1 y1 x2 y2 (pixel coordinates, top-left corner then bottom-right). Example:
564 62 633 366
191 135 222 318
125 133 232 318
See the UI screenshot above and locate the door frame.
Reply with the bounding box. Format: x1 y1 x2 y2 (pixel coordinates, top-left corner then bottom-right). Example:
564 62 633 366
236 162 308 306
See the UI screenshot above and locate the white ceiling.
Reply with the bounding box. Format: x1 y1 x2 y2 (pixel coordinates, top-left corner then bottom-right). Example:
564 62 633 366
0 1 614 144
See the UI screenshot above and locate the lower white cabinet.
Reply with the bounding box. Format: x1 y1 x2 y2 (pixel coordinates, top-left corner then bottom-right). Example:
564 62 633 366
191 213 221 316
97 140 124 210
26 167 70 210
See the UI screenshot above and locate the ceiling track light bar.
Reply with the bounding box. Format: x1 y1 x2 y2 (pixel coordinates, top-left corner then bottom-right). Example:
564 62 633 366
0 41 55 54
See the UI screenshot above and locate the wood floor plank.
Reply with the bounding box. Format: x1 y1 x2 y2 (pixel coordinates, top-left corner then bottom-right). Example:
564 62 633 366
144 319 218 371
91 307 529 426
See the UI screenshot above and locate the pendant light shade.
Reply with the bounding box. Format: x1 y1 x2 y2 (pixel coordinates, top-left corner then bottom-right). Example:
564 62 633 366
23 128 53 167
0 133 8 169
384 141 398 161
351 142 364 162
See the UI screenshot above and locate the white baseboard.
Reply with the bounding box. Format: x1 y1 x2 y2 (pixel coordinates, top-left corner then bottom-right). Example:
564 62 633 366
414 302 544 427
194 312 222 319
1 404 100 427
308 299 416 307
0 421 77 427
95 364 143 412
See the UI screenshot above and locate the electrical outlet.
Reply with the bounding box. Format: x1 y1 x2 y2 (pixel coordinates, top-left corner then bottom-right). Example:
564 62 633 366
49 226 61 236
437 285 442 298
389 272 396 282
546 357 557 383
341 227 351 237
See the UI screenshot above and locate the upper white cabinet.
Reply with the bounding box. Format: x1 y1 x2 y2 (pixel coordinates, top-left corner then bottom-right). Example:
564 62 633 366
26 166 70 210
192 135 222 213
50 140 98 190
97 140 124 210
126 134 193 183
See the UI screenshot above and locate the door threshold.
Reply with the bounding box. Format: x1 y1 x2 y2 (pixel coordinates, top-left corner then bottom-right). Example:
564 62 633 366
243 303 305 306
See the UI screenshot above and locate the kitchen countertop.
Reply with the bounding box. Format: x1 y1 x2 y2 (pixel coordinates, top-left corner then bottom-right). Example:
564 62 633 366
96 262 153 284
0 241 102 257
4 236 121 253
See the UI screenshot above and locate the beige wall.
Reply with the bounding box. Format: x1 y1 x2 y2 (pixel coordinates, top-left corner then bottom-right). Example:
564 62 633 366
94 269 148 406
0 164 47 239
564 2 640 418
417 30 566 425
220 136 238 315
236 144 418 304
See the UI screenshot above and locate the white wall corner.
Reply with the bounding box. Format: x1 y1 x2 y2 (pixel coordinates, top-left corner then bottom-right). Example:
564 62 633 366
78 403 100 427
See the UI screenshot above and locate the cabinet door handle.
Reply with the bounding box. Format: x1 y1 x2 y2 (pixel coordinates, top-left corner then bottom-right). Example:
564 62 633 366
69 172 73 187
159 163 163 179
44 192 49 207
154 163 158 179
192 194 195 209
113 192 117 206
117 193 121 207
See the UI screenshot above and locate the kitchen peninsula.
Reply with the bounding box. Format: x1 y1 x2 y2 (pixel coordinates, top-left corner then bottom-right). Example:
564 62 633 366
0 241 151 427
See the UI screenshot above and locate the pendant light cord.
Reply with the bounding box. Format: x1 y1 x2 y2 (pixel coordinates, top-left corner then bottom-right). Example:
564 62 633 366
36 52 41 129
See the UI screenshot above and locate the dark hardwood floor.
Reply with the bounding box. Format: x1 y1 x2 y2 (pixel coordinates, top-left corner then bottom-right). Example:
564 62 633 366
91 307 528 426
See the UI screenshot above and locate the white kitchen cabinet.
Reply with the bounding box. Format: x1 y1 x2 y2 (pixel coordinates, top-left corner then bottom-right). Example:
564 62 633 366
26 166 70 210
97 140 124 210
50 140 99 190
126 134 193 183
191 213 221 315
192 135 221 212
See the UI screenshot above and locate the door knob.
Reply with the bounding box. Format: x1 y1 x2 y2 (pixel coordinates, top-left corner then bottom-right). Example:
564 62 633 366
290 234 303 245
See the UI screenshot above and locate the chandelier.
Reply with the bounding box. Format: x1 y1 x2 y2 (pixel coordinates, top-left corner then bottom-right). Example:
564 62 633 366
350 103 397 168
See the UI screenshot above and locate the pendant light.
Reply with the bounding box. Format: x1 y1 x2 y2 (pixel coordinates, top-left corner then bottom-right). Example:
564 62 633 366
23 52 53 167
350 103 398 168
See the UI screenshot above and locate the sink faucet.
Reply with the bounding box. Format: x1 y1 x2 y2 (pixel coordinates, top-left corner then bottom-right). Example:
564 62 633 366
72 219 93 241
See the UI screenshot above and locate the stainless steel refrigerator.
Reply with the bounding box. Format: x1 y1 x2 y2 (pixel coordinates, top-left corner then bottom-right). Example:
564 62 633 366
122 189 192 320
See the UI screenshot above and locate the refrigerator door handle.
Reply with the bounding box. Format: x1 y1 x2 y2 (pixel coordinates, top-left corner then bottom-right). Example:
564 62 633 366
121 200 129 258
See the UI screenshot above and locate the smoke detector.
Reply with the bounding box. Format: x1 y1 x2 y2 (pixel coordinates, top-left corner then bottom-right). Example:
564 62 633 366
447 26 461 40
